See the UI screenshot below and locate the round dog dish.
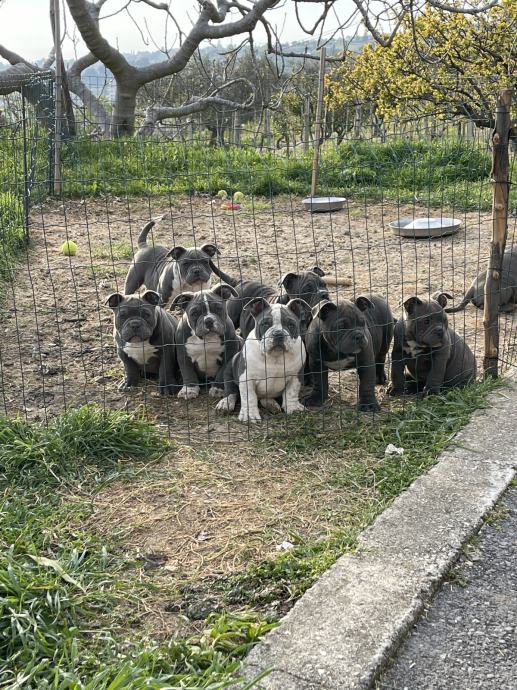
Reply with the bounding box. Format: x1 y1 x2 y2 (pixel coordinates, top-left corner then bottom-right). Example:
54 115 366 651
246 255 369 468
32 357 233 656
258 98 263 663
302 196 346 213
389 216 461 238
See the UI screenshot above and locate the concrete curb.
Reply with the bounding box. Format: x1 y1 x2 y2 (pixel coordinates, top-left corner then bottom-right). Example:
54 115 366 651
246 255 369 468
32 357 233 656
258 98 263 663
239 376 517 690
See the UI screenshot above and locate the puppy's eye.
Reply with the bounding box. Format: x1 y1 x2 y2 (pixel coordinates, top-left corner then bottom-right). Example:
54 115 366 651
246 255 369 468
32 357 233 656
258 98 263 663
423 317 431 326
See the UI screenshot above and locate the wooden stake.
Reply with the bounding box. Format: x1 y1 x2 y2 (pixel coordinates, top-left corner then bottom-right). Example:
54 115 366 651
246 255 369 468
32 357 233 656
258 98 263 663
310 47 326 198
53 0 62 195
483 88 513 378
321 275 352 287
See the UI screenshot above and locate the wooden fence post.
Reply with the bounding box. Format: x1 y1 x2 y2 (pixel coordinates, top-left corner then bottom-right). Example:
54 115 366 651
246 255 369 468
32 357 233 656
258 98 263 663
310 47 326 198
483 88 513 378
52 0 62 195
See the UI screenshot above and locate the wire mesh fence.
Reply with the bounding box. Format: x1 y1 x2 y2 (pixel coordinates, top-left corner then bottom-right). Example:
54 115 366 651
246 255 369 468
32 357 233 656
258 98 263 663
0 74 515 440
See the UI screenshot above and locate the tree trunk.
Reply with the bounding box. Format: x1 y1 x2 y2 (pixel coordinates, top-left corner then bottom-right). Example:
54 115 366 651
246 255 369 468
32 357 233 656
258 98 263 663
110 84 138 137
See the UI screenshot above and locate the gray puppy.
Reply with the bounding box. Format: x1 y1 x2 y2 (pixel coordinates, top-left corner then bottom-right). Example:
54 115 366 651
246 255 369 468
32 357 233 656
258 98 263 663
216 298 311 423
124 220 236 304
171 283 241 400
446 248 517 313
389 292 476 397
305 294 394 411
227 267 329 337
106 290 179 394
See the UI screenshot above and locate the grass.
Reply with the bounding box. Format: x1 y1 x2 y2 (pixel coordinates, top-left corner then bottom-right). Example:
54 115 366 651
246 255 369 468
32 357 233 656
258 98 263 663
0 405 274 688
56 137 492 211
0 380 504 686
169 379 500 616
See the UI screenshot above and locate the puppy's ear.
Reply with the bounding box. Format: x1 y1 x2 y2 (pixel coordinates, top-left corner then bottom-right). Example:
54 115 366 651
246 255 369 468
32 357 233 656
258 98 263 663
170 292 195 312
210 283 238 300
105 293 125 309
313 300 337 321
403 296 423 314
355 295 374 312
311 266 325 277
142 290 161 307
244 296 270 318
279 272 298 291
168 246 187 260
431 291 454 308
200 243 219 258
287 298 312 323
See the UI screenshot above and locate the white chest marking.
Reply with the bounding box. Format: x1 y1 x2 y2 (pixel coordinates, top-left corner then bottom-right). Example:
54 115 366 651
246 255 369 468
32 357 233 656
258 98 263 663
324 355 356 371
123 340 159 366
240 333 306 398
185 333 223 377
404 339 425 358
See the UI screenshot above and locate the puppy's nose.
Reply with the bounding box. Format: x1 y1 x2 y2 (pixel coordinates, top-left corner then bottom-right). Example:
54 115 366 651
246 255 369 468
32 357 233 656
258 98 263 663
273 331 285 343
204 316 214 328
353 331 364 344
435 327 444 338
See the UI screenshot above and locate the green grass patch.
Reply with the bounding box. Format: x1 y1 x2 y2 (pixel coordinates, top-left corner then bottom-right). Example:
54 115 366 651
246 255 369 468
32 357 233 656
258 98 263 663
172 379 499 615
0 405 273 688
55 137 492 211
0 379 502 687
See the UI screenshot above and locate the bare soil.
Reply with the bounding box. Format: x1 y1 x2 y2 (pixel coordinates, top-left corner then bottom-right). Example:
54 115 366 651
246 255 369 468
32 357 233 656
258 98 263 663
2 194 516 437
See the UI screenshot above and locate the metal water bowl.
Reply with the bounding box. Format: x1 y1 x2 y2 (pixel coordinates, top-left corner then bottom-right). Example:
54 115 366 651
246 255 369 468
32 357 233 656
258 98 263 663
389 216 462 239
302 196 346 213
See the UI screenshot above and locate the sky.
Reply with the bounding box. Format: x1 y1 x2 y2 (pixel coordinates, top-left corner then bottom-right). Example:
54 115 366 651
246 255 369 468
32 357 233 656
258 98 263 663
0 0 361 63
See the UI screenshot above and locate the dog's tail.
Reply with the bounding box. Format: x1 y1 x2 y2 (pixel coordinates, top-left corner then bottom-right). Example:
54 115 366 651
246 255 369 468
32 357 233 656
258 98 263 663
137 220 156 249
444 286 475 313
209 261 239 287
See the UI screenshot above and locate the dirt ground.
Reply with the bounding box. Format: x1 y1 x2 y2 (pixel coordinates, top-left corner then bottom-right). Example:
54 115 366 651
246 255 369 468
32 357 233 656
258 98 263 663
1 193 517 438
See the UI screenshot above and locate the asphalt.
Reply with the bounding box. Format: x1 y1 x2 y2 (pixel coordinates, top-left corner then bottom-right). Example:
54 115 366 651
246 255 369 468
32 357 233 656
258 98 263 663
238 375 517 690
377 485 517 690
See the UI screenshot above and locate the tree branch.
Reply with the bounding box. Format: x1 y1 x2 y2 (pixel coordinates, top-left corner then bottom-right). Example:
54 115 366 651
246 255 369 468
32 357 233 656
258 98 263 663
137 76 255 136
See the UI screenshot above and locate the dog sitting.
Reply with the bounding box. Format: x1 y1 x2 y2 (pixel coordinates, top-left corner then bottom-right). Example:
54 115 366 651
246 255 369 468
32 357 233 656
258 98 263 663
106 290 179 394
305 295 394 411
388 292 476 397
216 298 311 423
171 284 241 400
124 220 236 304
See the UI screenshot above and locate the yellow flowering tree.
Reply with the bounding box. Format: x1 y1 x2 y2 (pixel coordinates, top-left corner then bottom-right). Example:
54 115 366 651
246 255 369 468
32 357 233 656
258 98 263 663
328 3 517 129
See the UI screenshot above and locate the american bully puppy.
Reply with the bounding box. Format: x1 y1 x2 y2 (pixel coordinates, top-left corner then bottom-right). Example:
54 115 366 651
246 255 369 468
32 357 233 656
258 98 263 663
446 247 517 313
305 295 394 411
216 298 311 423
106 290 179 394
226 267 330 337
388 292 476 397
124 220 236 304
171 283 241 400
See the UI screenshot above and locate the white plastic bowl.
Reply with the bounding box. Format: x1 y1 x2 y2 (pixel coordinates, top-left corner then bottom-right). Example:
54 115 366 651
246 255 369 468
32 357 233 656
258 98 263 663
302 196 346 213
389 216 461 238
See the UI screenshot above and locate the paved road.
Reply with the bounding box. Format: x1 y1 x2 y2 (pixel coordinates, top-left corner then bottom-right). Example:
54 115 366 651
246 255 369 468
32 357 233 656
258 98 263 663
377 486 517 690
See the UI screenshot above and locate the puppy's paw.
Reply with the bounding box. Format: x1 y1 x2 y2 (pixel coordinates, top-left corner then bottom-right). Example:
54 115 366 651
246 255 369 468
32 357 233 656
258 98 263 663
118 379 138 391
209 386 225 399
159 383 177 396
358 399 381 412
419 387 440 399
284 400 306 415
376 371 387 385
238 408 261 423
260 398 282 413
216 394 237 414
303 394 324 408
386 384 404 397
178 385 200 400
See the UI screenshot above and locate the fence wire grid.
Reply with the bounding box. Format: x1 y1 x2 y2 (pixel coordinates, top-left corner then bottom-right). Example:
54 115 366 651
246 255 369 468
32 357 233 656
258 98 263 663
0 74 516 441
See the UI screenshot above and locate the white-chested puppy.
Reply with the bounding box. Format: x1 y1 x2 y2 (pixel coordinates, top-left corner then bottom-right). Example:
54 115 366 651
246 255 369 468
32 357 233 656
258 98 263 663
216 297 311 423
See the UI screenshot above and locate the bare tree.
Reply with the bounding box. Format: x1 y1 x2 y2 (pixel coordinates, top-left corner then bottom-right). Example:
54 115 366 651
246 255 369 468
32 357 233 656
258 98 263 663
1 0 502 136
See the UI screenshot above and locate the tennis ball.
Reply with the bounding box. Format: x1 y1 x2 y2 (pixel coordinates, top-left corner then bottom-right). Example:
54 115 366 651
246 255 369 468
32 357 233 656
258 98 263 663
233 191 244 203
60 240 78 256
216 189 228 199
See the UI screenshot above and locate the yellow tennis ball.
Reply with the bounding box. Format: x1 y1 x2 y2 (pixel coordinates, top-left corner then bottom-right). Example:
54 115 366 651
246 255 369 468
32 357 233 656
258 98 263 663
60 240 78 256
233 191 244 203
